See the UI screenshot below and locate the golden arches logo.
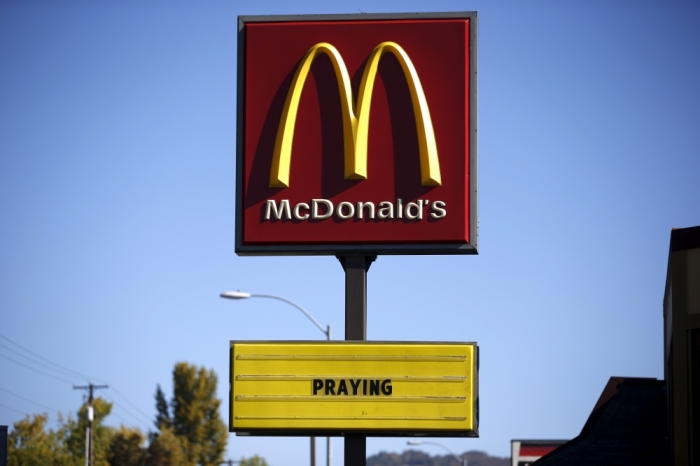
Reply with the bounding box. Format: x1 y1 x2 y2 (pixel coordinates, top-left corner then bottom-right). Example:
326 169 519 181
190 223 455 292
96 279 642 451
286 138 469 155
270 41 441 188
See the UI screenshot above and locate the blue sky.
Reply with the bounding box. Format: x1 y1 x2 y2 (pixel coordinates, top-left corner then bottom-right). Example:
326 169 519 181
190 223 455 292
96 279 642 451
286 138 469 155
1 1 699 464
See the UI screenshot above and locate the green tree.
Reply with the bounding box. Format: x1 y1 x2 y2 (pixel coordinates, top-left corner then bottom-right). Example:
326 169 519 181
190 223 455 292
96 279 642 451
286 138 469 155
6 398 147 466
146 427 187 466
7 413 78 466
239 455 269 466
107 426 147 466
154 384 171 430
153 362 227 466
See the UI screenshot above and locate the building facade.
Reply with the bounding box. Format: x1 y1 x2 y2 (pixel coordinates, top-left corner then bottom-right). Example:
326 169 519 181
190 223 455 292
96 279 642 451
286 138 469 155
664 225 700 465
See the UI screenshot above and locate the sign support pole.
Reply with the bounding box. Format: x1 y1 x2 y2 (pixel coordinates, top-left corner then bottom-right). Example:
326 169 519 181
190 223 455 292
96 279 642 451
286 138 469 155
337 254 376 466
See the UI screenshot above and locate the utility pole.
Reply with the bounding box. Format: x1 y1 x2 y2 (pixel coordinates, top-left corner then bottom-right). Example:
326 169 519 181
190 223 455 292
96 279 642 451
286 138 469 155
74 383 108 466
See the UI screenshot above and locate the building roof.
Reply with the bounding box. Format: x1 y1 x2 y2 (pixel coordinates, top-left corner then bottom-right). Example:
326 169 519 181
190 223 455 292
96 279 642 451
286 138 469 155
670 225 700 252
533 377 668 465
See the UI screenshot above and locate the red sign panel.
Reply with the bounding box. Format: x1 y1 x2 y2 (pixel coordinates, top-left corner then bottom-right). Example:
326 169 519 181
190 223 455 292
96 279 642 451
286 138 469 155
236 13 477 255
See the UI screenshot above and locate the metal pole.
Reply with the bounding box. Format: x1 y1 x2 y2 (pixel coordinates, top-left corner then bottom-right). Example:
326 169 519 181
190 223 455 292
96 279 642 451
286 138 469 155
327 436 332 466
84 427 89 466
311 436 316 466
88 386 94 466
337 254 375 466
327 325 332 466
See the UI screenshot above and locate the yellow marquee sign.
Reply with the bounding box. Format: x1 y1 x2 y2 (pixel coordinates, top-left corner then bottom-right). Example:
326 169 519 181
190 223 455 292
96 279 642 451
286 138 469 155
230 341 478 436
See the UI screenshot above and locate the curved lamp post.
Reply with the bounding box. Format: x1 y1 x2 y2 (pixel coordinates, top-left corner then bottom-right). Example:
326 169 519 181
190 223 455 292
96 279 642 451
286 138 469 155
220 291 330 339
220 291 332 466
407 440 466 466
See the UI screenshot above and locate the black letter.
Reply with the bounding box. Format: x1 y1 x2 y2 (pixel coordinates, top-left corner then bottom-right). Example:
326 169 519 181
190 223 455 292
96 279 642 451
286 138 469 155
313 379 323 395
363 379 367 395
350 379 361 395
337 379 348 395
325 379 336 395
370 380 380 396
381 379 393 395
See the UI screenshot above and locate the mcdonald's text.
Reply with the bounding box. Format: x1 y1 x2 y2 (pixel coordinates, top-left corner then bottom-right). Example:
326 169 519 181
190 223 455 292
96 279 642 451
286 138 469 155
264 199 447 222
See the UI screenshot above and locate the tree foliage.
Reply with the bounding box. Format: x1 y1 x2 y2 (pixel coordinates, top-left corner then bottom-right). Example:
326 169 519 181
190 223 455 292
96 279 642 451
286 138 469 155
7 362 237 466
65 397 114 466
146 427 187 466
7 413 76 466
154 384 171 431
153 362 228 466
107 426 148 466
8 398 117 466
239 455 269 466
7 399 153 466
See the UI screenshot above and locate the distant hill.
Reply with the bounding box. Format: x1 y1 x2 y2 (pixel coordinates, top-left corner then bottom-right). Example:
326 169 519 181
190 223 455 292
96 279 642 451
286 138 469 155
367 449 509 466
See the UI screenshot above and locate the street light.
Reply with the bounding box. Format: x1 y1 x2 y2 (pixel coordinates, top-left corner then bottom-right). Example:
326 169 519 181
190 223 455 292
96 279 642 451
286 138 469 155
220 291 332 466
220 291 331 339
406 440 466 466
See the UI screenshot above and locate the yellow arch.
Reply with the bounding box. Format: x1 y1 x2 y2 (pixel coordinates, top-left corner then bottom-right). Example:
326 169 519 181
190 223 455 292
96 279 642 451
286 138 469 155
270 41 441 188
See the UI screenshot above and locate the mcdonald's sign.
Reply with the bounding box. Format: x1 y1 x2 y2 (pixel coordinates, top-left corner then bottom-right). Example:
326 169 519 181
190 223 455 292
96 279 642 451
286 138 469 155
236 12 478 255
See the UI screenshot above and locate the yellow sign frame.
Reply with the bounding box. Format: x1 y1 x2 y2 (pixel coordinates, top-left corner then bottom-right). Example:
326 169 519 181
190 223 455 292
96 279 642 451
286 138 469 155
230 341 478 437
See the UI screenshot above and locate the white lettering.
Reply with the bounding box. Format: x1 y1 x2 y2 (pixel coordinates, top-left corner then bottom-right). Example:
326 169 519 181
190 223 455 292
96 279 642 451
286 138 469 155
405 201 423 220
430 200 447 218
263 198 446 222
311 199 334 220
357 201 375 219
377 201 394 219
293 202 310 220
336 202 355 220
265 199 291 220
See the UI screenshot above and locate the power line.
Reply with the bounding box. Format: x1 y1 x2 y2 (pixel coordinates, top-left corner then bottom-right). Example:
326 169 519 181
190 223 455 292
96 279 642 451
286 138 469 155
0 385 62 414
0 352 76 385
0 333 107 383
0 386 149 432
105 401 149 430
0 354 151 428
101 394 151 431
110 386 153 425
0 334 153 431
0 342 89 382
0 401 28 416
108 409 142 430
